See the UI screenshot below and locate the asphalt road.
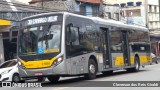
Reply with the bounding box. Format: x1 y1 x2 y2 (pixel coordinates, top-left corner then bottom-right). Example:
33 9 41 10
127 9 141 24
2 63 160 90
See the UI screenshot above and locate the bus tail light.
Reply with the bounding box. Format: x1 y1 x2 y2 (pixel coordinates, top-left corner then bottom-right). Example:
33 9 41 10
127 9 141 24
53 56 63 67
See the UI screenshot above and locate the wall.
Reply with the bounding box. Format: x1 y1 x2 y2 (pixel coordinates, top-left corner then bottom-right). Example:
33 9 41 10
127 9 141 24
30 0 76 12
123 6 146 27
103 5 120 20
148 0 159 5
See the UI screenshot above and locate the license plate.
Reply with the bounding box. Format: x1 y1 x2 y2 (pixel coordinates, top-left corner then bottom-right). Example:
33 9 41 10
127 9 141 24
35 72 43 76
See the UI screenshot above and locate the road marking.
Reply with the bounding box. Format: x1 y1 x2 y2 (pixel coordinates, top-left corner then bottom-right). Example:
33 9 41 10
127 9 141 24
52 87 69 90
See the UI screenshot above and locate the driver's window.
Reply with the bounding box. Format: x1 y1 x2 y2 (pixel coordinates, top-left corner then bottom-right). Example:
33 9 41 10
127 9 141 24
66 24 80 57
66 24 80 46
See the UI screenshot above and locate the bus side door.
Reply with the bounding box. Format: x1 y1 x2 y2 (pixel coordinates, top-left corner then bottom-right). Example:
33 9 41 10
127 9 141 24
122 31 131 66
101 27 112 68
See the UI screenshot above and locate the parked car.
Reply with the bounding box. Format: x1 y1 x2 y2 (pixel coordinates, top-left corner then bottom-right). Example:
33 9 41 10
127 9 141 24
151 53 158 64
0 59 21 82
0 59 46 82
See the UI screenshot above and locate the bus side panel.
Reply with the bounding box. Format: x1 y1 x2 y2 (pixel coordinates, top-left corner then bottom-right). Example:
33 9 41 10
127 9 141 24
65 15 104 75
111 53 124 67
66 53 102 75
129 30 151 66
131 44 151 65
139 53 152 65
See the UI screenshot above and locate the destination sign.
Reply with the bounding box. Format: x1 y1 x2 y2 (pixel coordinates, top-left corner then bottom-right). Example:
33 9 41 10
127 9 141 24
27 16 58 25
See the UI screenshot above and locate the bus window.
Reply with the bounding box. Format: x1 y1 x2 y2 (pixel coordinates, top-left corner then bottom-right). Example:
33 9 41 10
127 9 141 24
132 45 150 52
110 30 123 52
66 25 81 56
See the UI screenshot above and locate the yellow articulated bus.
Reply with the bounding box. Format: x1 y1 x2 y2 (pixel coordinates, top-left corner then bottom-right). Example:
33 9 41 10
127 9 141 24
17 12 152 83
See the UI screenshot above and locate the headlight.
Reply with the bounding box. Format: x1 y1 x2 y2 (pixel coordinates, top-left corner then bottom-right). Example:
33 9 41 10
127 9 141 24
53 56 63 67
18 61 26 69
1 69 12 75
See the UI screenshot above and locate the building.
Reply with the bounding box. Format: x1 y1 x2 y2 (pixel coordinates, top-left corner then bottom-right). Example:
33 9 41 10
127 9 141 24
75 0 102 16
0 0 44 62
102 4 120 21
29 0 77 12
0 19 10 63
29 0 102 17
103 0 160 35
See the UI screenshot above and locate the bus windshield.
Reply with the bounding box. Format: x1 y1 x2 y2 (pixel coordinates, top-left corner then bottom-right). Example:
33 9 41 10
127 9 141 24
19 24 61 55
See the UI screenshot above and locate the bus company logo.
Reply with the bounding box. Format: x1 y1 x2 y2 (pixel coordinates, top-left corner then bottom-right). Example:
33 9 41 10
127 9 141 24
1 82 42 87
1 82 12 87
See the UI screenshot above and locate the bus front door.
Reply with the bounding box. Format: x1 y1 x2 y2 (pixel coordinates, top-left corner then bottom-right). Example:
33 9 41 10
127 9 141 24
101 28 112 68
122 31 130 66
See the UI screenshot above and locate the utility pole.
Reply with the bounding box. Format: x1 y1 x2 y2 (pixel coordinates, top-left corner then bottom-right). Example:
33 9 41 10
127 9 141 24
159 0 160 23
41 0 44 9
145 0 148 28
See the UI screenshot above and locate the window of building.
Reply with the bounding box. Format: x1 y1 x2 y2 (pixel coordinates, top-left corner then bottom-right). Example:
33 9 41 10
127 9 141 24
154 6 157 13
149 5 152 12
105 12 111 19
80 5 86 15
92 6 98 16
114 13 119 21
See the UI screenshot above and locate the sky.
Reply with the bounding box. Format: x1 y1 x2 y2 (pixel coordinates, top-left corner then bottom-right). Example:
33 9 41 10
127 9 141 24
16 0 31 4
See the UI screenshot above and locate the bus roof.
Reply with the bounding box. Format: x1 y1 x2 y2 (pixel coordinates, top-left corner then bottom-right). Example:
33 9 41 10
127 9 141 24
91 17 148 31
22 12 148 31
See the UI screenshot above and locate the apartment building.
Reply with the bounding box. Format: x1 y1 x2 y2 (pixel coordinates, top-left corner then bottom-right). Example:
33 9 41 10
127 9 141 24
103 0 160 37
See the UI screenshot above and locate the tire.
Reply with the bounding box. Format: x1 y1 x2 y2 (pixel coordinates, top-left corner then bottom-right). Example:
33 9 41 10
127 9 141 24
47 76 60 83
102 70 113 75
127 56 140 72
155 60 158 64
84 58 97 80
12 73 21 83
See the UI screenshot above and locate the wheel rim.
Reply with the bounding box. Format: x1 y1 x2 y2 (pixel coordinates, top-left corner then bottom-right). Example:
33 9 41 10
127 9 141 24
13 75 20 82
135 61 139 70
89 64 95 74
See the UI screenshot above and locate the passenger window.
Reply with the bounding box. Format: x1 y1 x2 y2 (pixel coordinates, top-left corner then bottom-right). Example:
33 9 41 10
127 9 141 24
140 47 145 51
110 30 123 52
72 27 80 45
66 24 80 45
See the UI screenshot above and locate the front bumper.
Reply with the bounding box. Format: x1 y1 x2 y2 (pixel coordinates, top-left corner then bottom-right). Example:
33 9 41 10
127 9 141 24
18 62 67 78
0 74 12 82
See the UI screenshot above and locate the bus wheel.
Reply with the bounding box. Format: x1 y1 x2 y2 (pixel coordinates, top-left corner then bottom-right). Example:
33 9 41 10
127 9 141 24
127 57 140 72
85 59 97 80
155 60 158 64
47 76 60 83
134 57 140 72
